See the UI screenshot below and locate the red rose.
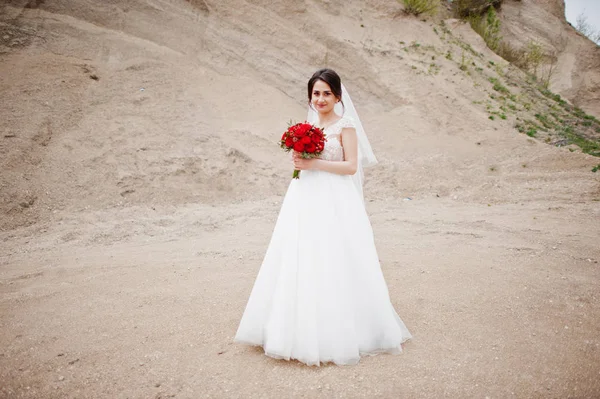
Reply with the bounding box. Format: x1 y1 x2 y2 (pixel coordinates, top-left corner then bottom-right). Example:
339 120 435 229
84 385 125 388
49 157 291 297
285 137 294 147
301 136 311 144
293 142 305 152
293 124 309 137
302 124 314 136
311 134 321 144
300 123 312 133
305 143 316 153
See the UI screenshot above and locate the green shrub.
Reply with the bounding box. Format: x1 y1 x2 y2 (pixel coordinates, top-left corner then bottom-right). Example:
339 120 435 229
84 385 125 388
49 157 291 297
453 0 503 18
496 41 525 64
535 113 554 129
516 120 540 138
469 7 502 51
488 77 509 94
519 41 545 75
561 126 600 156
400 0 440 16
493 82 507 93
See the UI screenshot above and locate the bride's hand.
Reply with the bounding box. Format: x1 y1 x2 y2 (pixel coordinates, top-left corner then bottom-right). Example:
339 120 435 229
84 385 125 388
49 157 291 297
292 152 315 170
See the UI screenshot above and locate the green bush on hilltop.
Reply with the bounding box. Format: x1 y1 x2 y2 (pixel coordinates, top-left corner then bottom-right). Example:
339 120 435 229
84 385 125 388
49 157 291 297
452 0 503 18
469 7 502 51
400 0 440 16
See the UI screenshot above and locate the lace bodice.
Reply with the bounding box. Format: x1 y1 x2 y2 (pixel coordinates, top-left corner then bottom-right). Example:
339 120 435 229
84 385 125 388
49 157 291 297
319 116 356 162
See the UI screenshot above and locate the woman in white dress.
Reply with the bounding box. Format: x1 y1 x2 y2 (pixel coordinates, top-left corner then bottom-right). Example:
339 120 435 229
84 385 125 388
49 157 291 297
234 69 411 366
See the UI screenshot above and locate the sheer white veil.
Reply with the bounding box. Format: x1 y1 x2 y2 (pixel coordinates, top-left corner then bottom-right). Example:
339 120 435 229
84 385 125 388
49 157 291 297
307 83 377 201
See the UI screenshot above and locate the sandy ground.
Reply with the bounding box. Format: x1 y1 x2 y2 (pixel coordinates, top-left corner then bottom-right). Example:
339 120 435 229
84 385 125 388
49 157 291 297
2 197 600 398
1 1 600 398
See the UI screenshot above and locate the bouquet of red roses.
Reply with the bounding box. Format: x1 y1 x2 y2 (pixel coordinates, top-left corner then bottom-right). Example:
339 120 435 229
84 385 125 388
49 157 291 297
280 122 326 179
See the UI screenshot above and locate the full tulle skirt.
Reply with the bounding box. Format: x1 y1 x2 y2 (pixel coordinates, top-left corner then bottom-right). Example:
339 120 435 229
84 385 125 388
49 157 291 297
234 170 412 366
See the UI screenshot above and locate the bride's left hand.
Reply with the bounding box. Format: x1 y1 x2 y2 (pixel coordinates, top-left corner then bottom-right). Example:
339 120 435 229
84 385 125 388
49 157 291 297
292 152 316 170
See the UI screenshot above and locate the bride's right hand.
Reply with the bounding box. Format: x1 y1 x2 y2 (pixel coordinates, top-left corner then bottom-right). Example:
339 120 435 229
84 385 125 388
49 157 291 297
293 152 316 170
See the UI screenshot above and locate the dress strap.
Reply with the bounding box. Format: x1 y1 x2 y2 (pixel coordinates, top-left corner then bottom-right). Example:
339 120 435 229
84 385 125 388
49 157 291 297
338 116 356 129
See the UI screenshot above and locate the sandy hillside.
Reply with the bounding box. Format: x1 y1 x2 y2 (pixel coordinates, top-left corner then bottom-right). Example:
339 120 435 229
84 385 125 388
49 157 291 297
1 0 600 398
499 0 600 118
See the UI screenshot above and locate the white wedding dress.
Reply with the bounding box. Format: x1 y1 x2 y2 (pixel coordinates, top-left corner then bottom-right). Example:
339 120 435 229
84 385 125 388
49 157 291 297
234 116 412 366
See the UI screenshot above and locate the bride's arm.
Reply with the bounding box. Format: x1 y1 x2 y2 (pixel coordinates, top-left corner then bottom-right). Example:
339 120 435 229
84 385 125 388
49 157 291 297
293 128 358 176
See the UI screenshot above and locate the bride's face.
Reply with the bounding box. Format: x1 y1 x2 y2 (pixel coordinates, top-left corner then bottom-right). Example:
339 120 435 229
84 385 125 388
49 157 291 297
311 80 338 114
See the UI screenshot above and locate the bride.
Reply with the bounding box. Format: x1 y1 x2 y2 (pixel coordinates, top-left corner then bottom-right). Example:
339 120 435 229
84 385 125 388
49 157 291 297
234 68 412 366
